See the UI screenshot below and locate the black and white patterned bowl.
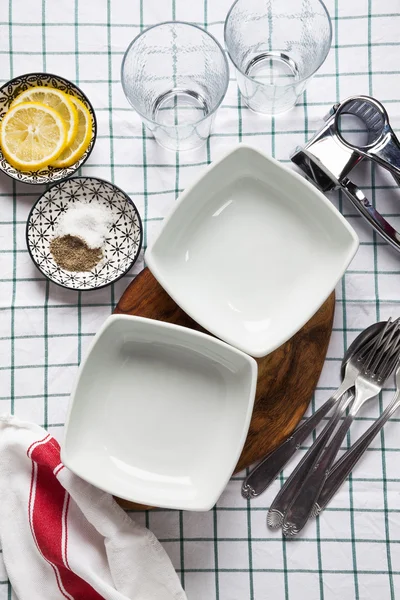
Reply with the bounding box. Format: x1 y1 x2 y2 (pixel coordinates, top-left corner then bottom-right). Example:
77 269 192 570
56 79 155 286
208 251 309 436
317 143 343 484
0 72 97 185
26 177 143 291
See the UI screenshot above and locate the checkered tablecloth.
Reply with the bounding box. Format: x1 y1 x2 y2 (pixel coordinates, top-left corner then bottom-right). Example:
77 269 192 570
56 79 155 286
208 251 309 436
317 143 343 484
1 1 400 598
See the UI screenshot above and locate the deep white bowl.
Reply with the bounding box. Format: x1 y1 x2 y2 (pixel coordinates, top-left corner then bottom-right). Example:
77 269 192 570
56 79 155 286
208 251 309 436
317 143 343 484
61 315 257 511
146 145 359 357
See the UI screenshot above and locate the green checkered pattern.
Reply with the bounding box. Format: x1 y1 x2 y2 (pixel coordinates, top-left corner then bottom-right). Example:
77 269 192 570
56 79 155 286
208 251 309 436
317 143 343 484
1 0 400 598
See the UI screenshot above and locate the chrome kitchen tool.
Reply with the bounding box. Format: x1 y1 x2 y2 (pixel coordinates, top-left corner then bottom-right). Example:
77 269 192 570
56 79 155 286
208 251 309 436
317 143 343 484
291 95 400 252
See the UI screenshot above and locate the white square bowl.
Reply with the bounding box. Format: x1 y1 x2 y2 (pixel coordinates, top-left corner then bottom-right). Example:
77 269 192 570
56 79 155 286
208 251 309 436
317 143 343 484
61 315 257 511
146 144 359 357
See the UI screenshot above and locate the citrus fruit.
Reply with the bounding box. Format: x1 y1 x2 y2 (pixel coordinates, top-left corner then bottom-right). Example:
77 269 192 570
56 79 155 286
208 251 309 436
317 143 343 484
51 96 92 168
0 102 67 171
11 86 78 146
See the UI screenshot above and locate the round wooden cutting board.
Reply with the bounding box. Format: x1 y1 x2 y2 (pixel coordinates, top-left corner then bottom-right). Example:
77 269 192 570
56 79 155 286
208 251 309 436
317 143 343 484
113 268 335 510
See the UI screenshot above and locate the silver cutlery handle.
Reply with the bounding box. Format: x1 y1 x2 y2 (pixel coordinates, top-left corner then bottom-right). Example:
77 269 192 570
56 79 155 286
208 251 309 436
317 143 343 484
244 378 353 500
314 393 400 514
242 396 336 499
266 393 351 529
282 411 355 536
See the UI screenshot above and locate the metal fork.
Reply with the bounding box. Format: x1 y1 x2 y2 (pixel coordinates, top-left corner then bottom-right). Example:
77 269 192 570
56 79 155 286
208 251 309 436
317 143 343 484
243 324 381 502
312 360 400 515
266 319 396 529
282 322 400 536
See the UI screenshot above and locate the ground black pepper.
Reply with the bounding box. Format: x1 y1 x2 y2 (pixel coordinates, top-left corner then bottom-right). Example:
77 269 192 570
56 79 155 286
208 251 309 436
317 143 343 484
50 235 103 272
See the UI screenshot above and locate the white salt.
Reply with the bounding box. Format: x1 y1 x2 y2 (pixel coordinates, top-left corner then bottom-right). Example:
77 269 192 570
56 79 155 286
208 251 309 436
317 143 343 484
56 201 113 249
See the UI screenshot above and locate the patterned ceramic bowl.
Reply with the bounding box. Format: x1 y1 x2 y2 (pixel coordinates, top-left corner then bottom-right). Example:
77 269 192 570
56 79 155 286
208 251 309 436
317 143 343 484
0 72 97 184
26 177 143 291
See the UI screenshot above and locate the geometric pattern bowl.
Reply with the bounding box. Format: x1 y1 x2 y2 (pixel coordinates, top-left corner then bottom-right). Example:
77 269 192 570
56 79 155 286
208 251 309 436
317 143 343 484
26 177 143 291
0 72 97 185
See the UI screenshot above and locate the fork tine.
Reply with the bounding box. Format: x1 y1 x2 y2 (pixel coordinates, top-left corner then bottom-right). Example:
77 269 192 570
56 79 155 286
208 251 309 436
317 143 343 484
353 318 400 378
357 318 392 371
355 318 391 361
379 331 400 381
368 319 400 374
375 328 400 375
368 323 400 382
356 328 386 359
381 355 400 382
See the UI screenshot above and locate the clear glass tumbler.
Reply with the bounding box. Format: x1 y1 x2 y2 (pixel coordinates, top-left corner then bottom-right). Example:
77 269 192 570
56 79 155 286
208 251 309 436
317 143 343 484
224 0 332 115
121 22 229 151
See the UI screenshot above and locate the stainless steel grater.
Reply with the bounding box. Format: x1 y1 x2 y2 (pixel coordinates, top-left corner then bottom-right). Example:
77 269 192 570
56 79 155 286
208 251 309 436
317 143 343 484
291 95 400 252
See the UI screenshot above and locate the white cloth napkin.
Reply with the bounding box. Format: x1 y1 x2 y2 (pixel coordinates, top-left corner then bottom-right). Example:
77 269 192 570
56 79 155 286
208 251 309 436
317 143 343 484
0 415 187 600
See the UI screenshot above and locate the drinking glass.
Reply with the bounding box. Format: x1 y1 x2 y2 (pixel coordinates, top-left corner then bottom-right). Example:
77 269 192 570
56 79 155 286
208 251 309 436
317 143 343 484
224 0 332 115
121 22 229 151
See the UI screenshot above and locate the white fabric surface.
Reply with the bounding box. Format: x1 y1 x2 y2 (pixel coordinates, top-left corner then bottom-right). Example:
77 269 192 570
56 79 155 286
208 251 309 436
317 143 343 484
0 1 400 599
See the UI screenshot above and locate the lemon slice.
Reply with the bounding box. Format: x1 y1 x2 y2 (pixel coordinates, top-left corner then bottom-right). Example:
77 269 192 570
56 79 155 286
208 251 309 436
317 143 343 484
0 102 67 171
51 96 93 168
12 86 78 146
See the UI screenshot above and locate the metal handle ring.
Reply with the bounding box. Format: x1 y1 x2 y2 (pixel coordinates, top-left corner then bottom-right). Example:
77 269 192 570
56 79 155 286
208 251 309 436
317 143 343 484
334 95 389 150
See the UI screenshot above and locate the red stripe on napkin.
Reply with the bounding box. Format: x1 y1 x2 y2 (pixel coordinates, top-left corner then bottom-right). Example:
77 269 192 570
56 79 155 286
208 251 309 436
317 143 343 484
28 436 104 600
